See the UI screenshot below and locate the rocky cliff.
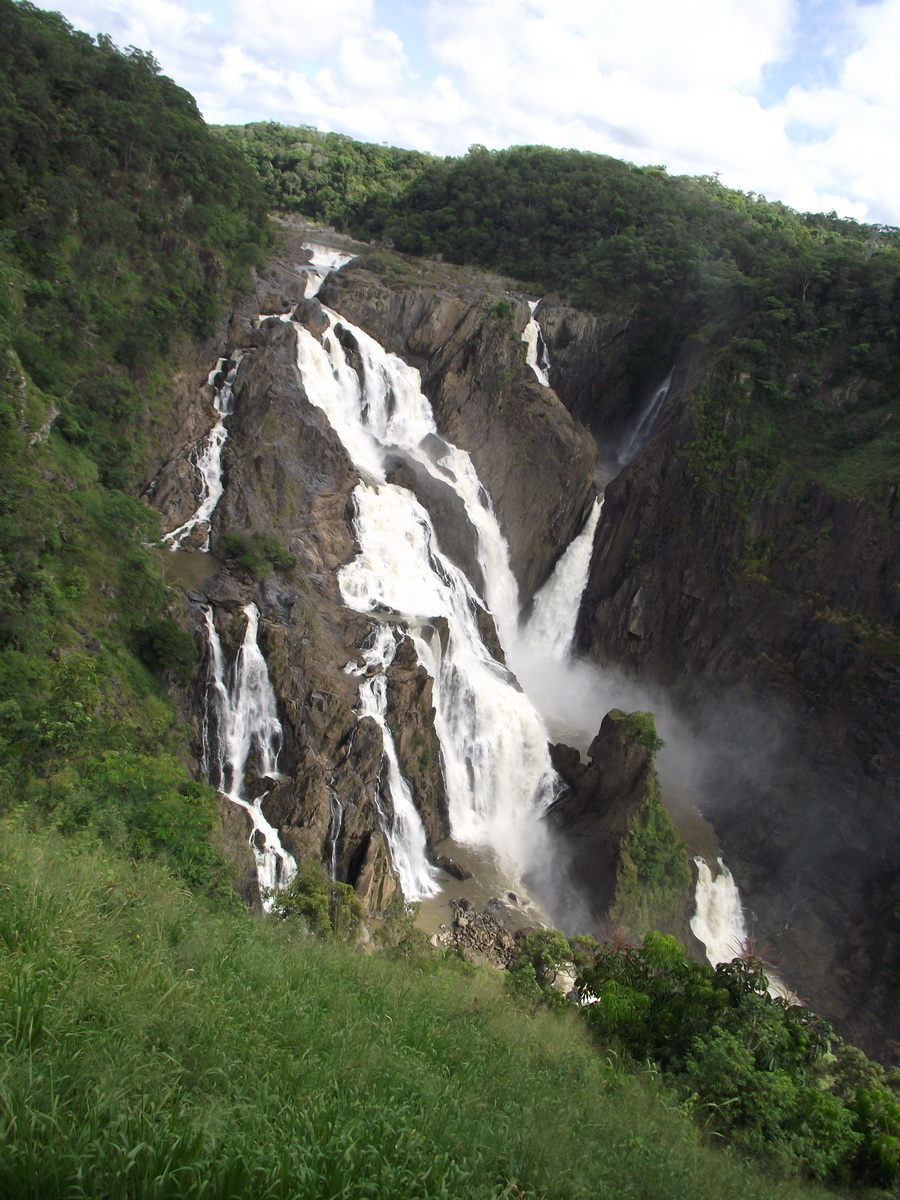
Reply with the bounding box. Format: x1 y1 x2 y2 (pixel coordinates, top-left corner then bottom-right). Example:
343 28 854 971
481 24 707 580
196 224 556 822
542 322 900 1061
145 226 599 917
549 709 694 945
319 260 597 600
146 222 899 1063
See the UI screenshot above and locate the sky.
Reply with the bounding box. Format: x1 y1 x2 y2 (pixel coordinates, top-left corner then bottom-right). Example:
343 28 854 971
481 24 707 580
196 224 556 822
32 0 900 225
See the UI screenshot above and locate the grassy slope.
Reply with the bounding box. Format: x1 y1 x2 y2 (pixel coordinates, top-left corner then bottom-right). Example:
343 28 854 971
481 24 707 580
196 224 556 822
0 820 831 1200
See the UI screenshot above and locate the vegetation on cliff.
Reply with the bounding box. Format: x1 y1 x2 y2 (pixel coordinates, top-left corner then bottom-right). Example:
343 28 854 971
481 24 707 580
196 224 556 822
222 126 899 501
0 0 270 894
215 121 436 232
512 925 900 1190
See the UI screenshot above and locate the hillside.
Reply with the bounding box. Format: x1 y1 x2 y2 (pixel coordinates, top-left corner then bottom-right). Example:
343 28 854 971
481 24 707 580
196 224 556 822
2 8 900 1196
0 0 270 893
1 821 841 1200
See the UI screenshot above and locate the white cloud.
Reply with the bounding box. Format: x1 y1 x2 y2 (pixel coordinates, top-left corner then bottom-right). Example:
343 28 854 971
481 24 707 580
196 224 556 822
27 0 900 225
227 0 376 64
47 0 216 80
772 0 900 221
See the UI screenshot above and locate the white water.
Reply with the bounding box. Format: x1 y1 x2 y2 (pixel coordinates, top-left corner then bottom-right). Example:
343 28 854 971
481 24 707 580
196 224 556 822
326 786 343 881
163 354 243 551
504 499 604 750
346 624 440 899
203 603 297 899
519 498 603 660
303 245 355 298
690 856 748 966
522 300 551 386
618 371 672 464
293 305 561 896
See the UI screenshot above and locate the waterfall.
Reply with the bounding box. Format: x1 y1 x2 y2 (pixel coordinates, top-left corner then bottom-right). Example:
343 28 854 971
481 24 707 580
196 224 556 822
522 300 551 386
520 498 603 660
326 786 343 881
163 353 243 551
293 305 561 895
618 371 673 464
347 624 440 899
203 603 297 899
690 856 748 966
503 498 604 749
303 245 355 298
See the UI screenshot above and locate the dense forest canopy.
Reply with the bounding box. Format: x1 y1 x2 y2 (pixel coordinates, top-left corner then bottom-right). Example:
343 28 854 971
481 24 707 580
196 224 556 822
220 124 900 500
215 121 437 231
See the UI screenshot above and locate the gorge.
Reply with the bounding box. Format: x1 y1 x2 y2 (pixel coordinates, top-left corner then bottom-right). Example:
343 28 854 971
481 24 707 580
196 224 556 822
6 11 900 1187
148 220 897 1062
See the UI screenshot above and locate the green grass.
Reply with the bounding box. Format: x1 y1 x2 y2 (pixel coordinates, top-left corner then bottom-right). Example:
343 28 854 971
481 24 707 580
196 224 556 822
0 821 835 1199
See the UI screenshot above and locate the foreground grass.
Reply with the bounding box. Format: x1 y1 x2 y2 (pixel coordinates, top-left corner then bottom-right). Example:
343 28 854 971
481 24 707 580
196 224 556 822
0 822 833 1199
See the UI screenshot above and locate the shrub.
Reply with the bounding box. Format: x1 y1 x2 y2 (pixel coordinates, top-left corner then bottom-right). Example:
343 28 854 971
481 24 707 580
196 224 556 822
269 860 364 939
135 618 195 685
222 531 296 578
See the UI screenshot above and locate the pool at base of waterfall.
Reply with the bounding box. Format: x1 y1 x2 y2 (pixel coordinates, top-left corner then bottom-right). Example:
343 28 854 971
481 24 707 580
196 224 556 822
414 838 553 938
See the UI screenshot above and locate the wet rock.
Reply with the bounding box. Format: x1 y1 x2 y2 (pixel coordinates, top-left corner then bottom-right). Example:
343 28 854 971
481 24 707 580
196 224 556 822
320 265 598 601
202 574 246 612
384 634 450 846
292 298 329 339
384 452 485 596
434 854 473 881
353 831 398 913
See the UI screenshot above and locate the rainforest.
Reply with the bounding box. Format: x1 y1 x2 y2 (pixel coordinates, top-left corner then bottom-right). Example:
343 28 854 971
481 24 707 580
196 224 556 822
1 2 899 1196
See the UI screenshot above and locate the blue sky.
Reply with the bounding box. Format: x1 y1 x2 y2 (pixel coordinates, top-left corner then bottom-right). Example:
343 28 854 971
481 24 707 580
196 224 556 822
34 0 900 224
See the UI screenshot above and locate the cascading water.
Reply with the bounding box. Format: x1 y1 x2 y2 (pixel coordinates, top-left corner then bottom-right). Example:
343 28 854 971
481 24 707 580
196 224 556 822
293 304 561 896
203 603 297 899
519 499 603 660
303 245 355 298
522 300 551 386
690 856 748 965
505 498 605 751
691 855 793 998
617 372 672 465
163 353 243 551
326 786 343 881
346 624 440 899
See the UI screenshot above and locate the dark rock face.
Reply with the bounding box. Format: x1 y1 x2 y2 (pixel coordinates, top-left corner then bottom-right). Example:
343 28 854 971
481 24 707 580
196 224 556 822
549 713 655 918
549 710 693 943
567 367 900 1060
383 452 485 596
217 317 358 575
320 266 598 601
535 301 643 448
384 634 450 846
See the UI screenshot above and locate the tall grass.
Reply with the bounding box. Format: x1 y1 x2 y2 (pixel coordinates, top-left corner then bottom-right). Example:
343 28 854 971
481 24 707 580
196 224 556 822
0 822 832 1199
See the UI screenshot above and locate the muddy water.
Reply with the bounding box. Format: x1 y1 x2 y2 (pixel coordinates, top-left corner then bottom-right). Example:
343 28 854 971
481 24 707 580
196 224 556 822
415 837 553 937
155 547 221 590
